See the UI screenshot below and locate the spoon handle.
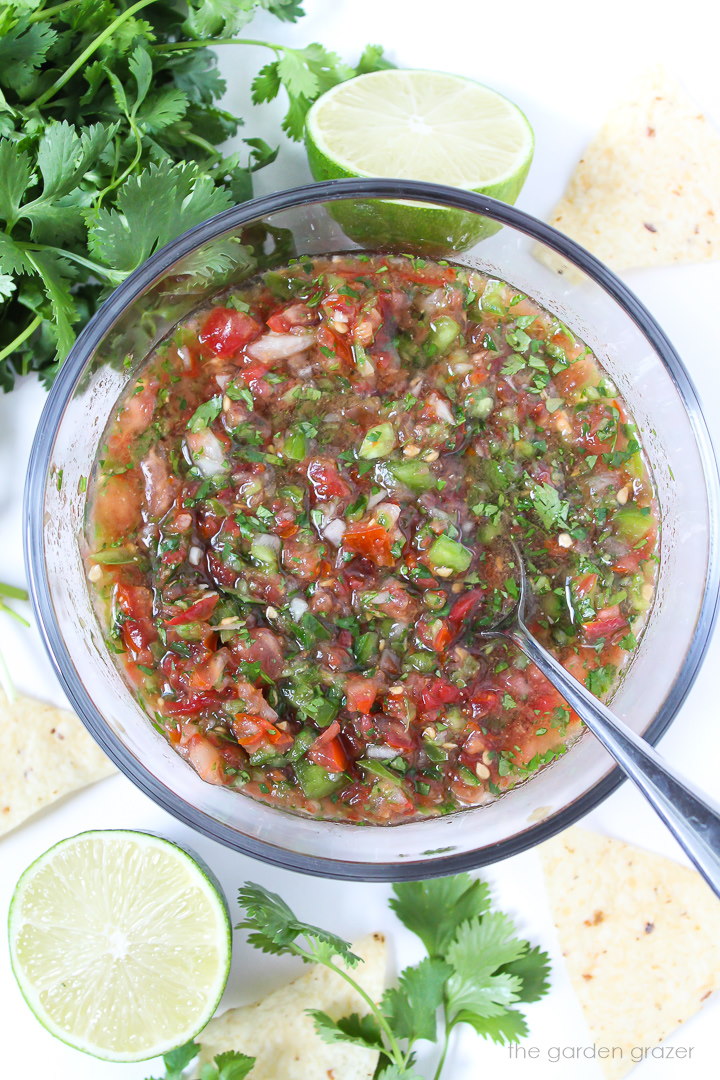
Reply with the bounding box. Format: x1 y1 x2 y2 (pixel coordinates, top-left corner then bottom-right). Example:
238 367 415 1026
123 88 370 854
509 622 720 900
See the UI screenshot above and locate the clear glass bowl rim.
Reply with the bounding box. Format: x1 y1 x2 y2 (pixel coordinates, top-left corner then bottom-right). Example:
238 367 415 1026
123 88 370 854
24 177 720 880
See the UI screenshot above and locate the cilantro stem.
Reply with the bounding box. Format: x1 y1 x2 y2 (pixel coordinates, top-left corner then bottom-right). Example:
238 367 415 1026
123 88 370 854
182 131 224 158
24 244 125 284
432 1016 452 1080
0 315 43 364
153 38 282 56
31 0 159 109
300 947 404 1065
28 0 83 21
0 599 30 628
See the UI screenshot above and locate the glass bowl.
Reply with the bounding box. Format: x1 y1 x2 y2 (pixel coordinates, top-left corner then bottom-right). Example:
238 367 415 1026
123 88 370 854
24 179 720 880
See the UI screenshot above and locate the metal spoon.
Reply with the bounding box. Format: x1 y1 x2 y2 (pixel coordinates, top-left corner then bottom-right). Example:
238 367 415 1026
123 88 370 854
480 542 720 900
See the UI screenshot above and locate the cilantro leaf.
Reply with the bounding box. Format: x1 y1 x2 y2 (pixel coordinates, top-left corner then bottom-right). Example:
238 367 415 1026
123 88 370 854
499 944 551 1003
586 663 616 697
357 43 395 74
188 395 223 432
529 481 570 531
252 62 282 104
445 914 525 1019
380 957 451 1043
0 275 15 300
213 1050 256 1080
24 250 78 357
236 882 361 966
184 0 260 38
310 1009 384 1051
375 1065 425 1080
390 874 490 957
0 17 57 92
161 1038 200 1075
0 142 34 227
454 1008 529 1045
87 160 234 273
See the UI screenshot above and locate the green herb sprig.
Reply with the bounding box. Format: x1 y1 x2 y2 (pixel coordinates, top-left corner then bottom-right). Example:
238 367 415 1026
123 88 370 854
0 0 391 389
234 874 550 1079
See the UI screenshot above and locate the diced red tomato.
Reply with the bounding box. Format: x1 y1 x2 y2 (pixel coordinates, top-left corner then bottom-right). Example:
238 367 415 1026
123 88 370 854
343 519 394 567
345 676 379 714
420 677 462 714
198 307 261 358
449 589 483 626
307 721 349 771
583 605 628 644
166 592 219 625
306 460 352 500
231 713 293 753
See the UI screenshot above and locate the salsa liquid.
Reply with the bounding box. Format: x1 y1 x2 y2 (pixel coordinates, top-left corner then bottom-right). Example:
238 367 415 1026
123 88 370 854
87 254 657 824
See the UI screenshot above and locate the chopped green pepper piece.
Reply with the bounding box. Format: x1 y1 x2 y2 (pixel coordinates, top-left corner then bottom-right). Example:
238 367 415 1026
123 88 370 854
294 758 345 798
384 460 438 492
614 504 652 544
359 422 396 459
283 428 307 461
427 316 460 355
357 758 401 783
428 534 472 573
355 631 379 665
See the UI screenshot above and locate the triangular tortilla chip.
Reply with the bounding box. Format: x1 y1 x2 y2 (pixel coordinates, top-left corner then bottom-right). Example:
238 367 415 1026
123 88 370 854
541 827 720 1080
0 688 115 836
198 933 387 1080
541 68 720 274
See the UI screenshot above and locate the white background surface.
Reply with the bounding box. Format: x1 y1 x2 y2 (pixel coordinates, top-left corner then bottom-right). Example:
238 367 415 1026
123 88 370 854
1 1 719 1077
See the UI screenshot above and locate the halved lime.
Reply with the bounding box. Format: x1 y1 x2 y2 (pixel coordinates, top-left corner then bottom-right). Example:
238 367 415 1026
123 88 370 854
305 69 534 252
8 830 231 1062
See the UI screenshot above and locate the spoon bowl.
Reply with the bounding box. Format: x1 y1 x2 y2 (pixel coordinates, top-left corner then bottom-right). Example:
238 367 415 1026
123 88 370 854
481 541 720 898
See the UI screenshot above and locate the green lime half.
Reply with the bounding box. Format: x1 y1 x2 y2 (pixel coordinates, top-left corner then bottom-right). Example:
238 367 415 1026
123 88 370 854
8 830 231 1062
305 69 534 253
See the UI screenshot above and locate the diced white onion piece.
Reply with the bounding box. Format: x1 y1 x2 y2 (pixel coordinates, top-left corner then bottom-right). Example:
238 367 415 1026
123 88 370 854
246 331 314 362
427 392 455 424
257 533 281 551
185 430 228 477
373 502 401 528
188 545 203 566
289 596 309 620
367 744 398 760
177 345 193 370
323 518 346 547
215 373 231 390
367 488 389 510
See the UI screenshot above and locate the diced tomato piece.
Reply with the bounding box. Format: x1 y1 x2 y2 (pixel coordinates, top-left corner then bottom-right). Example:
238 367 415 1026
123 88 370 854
449 589 483 626
583 605 628 644
306 460 352 500
372 717 417 753
163 691 223 716
198 307 261 358
115 583 156 664
421 677 462 713
573 573 598 598
166 592 219 625
231 713 293 753
266 303 315 332
343 519 394 567
345 676 379 714
307 721 349 771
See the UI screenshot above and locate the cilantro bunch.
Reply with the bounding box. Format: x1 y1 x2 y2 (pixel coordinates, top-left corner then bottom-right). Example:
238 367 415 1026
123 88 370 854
235 874 549 1080
0 0 390 390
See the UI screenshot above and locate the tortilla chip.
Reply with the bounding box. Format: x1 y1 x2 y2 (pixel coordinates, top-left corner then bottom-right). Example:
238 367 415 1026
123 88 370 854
540 68 720 274
199 933 387 1079
0 689 115 836
541 827 720 1080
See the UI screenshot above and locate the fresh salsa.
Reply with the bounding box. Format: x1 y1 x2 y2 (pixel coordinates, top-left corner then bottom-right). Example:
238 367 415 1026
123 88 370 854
87 254 657 825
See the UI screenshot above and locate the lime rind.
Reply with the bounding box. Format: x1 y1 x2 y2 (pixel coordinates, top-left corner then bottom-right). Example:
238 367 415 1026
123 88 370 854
305 69 534 253
8 830 231 1062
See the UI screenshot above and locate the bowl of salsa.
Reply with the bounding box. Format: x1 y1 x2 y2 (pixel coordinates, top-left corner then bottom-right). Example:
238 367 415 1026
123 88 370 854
25 180 720 878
